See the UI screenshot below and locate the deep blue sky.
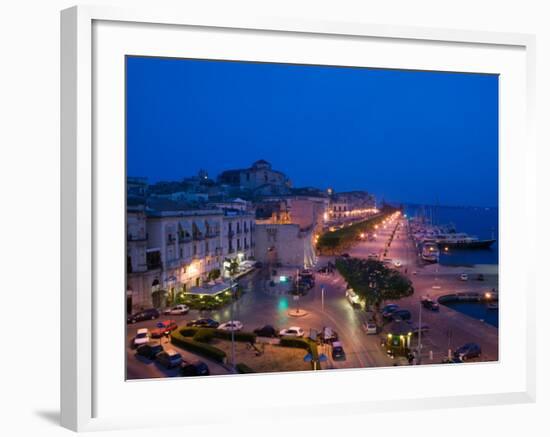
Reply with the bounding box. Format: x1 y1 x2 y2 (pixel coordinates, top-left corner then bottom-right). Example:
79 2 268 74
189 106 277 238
127 56 498 207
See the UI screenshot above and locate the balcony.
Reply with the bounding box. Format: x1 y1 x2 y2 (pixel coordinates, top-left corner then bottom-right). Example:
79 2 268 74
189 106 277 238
193 233 205 241
193 252 205 260
243 228 249 234
166 258 183 269
227 230 235 238
228 247 235 254
178 234 192 243
206 231 220 239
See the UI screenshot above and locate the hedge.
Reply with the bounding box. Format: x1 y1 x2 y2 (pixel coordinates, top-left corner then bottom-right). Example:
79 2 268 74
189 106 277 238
171 330 226 363
212 330 257 343
193 328 216 343
179 327 200 337
236 363 255 374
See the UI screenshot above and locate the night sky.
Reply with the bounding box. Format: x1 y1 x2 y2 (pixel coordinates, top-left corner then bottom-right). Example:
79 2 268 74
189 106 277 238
126 56 498 207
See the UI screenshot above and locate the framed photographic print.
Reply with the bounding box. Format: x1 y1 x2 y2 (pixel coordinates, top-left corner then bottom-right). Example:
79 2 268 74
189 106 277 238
61 5 536 432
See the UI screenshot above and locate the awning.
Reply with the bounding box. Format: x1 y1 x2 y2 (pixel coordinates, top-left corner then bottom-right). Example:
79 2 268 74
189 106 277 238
178 220 192 236
193 219 206 235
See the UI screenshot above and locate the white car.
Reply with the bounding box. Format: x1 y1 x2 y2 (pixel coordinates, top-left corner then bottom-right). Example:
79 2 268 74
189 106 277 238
393 260 402 268
460 273 469 281
365 322 378 335
218 320 243 332
279 327 305 337
133 328 150 347
163 304 190 315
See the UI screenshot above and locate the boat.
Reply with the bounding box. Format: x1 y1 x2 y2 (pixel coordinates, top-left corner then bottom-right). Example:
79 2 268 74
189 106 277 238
421 241 440 263
434 232 496 249
486 302 498 310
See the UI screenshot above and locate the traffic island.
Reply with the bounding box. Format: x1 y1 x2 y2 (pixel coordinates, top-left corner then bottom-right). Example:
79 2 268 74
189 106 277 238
288 308 309 317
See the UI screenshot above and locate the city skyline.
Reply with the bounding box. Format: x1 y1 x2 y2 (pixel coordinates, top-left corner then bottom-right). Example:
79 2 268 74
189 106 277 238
127 57 498 208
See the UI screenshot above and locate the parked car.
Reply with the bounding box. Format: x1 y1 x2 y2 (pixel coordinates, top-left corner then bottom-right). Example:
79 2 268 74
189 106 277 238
186 318 220 328
156 349 184 369
454 343 481 361
180 360 210 377
150 320 178 338
421 297 440 311
391 309 412 321
133 328 150 347
331 341 346 361
459 273 469 281
279 326 305 337
218 320 243 332
382 304 400 319
340 253 350 258
127 308 160 324
136 342 163 360
477 274 485 281
163 304 190 315
318 326 338 344
393 260 402 268
317 266 330 274
253 325 277 338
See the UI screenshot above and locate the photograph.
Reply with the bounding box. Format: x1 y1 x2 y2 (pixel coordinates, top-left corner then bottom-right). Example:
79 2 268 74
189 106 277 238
125 56 499 379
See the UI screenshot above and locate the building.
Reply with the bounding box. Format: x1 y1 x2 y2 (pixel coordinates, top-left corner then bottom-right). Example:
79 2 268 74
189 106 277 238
218 159 292 195
329 191 377 221
126 188 257 310
254 224 316 269
221 209 256 276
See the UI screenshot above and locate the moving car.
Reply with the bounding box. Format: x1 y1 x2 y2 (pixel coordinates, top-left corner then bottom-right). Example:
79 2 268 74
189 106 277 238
163 304 190 315
391 309 412 321
156 349 184 369
180 360 210 377
421 296 440 311
364 322 378 335
150 320 178 338
253 325 277 338
186 318 220 328
477 273 485 281
318 326 338 344
136 342 163 360
218 320 243 332
127 308 160 324
279 326 305 337
459 273 469 281
133 328 150 348
331 341 346 361
454 343 481 361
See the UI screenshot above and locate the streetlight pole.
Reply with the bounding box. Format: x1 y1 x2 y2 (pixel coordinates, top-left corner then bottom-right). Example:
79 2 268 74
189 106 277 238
321 286 325 312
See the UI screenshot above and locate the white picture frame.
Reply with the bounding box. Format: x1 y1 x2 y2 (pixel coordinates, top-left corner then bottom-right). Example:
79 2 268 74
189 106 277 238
61 5 536 432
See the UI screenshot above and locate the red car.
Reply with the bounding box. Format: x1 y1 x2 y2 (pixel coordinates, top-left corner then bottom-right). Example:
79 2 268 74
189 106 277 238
150 320 178 338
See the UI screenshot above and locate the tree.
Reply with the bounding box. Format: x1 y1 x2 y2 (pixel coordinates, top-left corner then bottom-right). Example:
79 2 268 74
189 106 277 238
335 257 414 324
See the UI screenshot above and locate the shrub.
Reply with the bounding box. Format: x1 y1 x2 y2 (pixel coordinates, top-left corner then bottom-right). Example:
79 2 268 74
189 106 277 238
171 330 226 363
236 363 255 374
